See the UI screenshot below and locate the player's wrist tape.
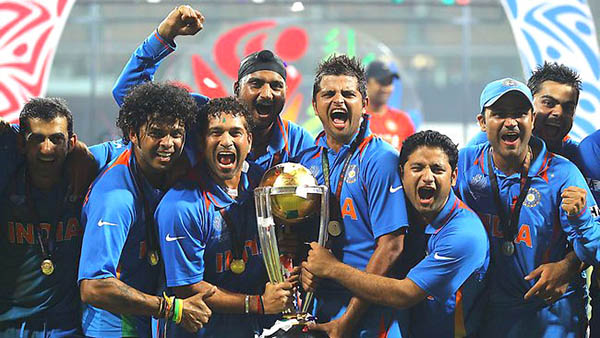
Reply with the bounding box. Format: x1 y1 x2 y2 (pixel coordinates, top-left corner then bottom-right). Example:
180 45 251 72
244 295 250 314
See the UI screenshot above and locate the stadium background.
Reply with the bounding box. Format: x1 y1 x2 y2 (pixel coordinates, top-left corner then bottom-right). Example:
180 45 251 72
5 0 600 145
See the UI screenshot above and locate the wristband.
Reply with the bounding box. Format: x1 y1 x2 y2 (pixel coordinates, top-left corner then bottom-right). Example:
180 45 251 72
172 298 183 324
256 295 261 314
176 299 183 325
244 295 250 314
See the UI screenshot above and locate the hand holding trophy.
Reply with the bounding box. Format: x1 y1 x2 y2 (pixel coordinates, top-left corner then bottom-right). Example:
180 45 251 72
255 163 329 338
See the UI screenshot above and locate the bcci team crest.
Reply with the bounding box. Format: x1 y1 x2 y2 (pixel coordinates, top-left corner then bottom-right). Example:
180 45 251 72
523 188 541 208
346 165 358 184
502 79 517 87
213 213 223 232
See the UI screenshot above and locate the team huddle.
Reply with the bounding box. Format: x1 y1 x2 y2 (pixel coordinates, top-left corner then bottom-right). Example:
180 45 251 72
2 4 600 338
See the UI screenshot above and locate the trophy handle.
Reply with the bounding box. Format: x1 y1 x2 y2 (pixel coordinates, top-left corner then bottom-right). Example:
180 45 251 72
301 185 329 314
255 187 286 283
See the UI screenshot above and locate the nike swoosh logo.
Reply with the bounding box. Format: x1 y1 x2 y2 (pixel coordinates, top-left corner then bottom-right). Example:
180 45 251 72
97 220 118 227
166 234 185 242
433 252 454 261
389 185 403 193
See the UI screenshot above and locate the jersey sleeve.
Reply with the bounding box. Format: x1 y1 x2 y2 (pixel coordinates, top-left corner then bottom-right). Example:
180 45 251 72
363 143 409 238
578 129 600 179
287 122 316 158
78 187 136 282
0 124 22 192
406 221 488 303
155 188 208 287
89 140 128 173
558 164 600 265
112 30 176 107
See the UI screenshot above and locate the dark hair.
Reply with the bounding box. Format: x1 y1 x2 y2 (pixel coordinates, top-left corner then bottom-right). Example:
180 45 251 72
312 54 367 103
19 97 73 137
399 130 459 171
527 62 581 102
196 96 254 135
117 82 198 143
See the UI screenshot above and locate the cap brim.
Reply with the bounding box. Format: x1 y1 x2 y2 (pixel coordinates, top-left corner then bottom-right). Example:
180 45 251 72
484 88 533 109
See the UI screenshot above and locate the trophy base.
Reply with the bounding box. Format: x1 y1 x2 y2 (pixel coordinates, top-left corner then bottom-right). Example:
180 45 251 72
260 313 328 338
263 325 328 338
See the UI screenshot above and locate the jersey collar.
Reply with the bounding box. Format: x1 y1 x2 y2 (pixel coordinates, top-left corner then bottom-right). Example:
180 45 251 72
315 116 372 153
196 161 252 209
480 136 549 179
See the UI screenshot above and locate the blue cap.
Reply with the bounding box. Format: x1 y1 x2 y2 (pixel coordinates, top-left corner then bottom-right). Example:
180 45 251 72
479 78 533 113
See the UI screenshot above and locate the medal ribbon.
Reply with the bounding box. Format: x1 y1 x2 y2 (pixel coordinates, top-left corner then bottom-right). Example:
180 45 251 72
219 208 244 263
486 148 533 244
23 167 65 264
321 115 369 201
130 160 161 265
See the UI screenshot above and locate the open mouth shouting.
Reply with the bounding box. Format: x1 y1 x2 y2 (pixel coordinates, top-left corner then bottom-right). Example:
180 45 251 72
500 130 520 147
330 107 349 130
255 101 275 118
417 186 436 206
216 150 236 171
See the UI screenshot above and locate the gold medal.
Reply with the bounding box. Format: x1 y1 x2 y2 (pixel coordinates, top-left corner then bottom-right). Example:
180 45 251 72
230 259 246 274
148 251 159 266
41 259 54 275
328 220 342 237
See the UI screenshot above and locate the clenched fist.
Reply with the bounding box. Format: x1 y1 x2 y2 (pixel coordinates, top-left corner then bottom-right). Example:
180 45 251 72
157 5 205 42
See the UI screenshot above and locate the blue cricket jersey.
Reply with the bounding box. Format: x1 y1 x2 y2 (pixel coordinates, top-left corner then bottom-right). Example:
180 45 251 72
155 161 273 337
403 192 489 337
79 145 164 338
0 167 83 329
455 138 600 337
294 118 409 337
112 30 314 171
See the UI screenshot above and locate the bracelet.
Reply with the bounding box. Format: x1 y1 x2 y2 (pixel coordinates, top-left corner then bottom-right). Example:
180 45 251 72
176 299 183 325
172 298 183 324
259 295 265 315
163 292 174 320
255 295 261 315
244 295 250 314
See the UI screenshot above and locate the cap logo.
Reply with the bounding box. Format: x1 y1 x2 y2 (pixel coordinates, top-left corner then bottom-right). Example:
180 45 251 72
502 79 517 87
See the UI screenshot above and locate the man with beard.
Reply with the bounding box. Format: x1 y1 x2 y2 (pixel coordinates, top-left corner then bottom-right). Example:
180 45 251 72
111 5 314 171
295 55 409 338
467 63 592 305
365 60 414 150
155 97 293 337
302 130 489 337
455 78 600 337
0 98 84 337
78 82 214 337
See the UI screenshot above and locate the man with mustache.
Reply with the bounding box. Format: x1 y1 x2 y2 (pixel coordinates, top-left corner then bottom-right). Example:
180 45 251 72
295 55 409 337
154 97 293 337
111 5 314 171
78 82 214 337
364 60 415 150
455 78 600 337
0 98 84 337
302 130 489 337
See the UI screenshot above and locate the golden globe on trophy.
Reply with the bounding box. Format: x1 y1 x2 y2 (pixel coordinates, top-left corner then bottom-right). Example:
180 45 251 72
255 163 329 338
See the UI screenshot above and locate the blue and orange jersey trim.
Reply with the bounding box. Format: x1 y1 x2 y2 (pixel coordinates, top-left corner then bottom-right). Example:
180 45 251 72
83 148 132 207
